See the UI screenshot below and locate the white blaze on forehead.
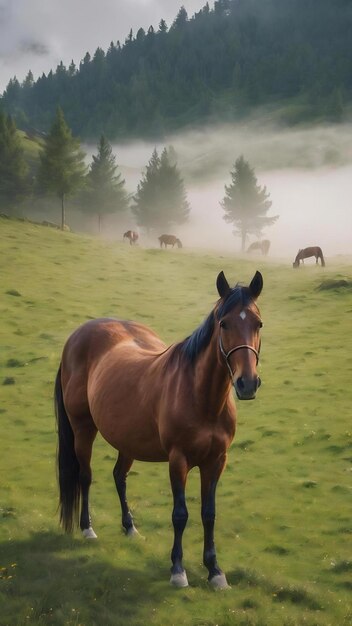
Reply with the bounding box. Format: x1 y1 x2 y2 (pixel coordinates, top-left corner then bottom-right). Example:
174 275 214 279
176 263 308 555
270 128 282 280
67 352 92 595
239 311 246 320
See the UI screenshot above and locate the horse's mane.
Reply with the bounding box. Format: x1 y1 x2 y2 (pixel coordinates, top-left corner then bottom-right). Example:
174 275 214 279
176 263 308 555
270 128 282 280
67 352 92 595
179 285 252 364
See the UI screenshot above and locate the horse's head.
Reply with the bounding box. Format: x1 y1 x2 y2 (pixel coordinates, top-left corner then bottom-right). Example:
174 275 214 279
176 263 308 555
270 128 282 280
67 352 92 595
293 250 302 268
176 238 183 248
216 270 263 400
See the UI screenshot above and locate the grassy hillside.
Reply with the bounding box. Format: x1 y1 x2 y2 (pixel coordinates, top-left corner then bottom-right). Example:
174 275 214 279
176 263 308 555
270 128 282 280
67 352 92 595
18 129 43 177
0 217 351 626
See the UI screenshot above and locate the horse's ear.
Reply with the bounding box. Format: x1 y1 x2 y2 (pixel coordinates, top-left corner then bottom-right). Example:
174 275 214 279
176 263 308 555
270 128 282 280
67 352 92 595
216 271 231 298
249 270 263 300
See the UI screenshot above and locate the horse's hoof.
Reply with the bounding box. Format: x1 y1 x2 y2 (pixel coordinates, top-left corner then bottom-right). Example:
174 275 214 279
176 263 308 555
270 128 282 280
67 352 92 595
126 526 143 539
82 527 97 539
170 571 189 588
209 573 230 590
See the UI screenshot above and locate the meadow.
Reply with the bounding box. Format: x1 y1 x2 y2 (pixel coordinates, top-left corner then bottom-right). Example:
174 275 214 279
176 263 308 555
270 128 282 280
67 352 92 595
0 216 351 626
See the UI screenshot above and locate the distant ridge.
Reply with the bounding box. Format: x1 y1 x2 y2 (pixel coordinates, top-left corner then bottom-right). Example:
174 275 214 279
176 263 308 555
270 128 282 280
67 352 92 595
1 0 351 139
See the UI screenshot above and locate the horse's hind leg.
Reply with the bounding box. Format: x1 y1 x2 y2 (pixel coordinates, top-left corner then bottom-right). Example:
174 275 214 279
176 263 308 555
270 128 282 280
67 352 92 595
113 453 138 536
74 421 98 538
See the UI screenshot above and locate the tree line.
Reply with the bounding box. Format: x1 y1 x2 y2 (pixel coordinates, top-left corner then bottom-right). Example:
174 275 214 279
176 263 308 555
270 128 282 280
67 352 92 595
1 0 351 139
0 107 278 250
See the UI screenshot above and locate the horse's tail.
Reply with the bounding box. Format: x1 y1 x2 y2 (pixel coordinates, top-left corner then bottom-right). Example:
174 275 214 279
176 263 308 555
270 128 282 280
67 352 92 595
55 365 80 533
320 249 326 267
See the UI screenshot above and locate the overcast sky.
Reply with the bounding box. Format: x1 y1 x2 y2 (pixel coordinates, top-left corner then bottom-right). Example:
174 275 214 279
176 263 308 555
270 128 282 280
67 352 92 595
0 0 207 92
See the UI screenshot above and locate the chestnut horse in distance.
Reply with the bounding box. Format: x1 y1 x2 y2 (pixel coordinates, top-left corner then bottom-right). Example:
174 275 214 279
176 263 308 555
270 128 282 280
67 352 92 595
159 234 182 248
55 270 263 588
293 246 325 267
123 230 139 245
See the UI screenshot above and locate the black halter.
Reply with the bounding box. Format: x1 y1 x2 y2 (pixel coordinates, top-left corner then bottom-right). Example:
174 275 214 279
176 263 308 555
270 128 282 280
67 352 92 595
219 332 260 380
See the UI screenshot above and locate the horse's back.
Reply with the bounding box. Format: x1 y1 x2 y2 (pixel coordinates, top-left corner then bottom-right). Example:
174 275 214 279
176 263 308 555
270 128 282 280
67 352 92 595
303 246 320 256
247 241 267 253
159 234 176 245
63 318 164 369
62 319 160 388
247 242 258 252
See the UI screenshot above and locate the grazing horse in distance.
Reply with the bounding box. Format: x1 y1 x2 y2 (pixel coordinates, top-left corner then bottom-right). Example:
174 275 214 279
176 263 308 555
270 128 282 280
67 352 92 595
55 270 263 589
123 230 139 245
247 240 271 256
293 246 325 268
159 234 183 249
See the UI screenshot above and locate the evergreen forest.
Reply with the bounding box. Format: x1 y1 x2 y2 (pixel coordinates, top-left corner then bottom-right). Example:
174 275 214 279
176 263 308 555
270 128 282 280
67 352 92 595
1 0 351 140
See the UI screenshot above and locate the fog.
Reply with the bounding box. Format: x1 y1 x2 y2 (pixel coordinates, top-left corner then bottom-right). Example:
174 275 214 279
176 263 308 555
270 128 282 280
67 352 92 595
86 120 352 259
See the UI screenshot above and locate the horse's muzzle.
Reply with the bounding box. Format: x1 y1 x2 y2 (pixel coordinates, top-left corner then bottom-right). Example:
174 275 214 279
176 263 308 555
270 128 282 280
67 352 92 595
234 376 261 400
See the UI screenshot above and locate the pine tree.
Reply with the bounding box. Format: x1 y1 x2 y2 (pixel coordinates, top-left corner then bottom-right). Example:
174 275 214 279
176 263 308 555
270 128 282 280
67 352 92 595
68 60 77 77
132 147 190 232
37 107 86 230
83 134 129 232
0 111 29 213
172 6 188 29
131 148 161 232
158 19 168 33
22 71 34 89
157 148 190 228
221 156 278 252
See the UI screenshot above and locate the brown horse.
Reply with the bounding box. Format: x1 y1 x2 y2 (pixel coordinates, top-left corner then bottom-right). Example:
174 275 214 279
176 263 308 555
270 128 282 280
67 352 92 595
123 230 139 245
159 234 182 249
247 240 270 256
55 270 263 588
293 246 325 268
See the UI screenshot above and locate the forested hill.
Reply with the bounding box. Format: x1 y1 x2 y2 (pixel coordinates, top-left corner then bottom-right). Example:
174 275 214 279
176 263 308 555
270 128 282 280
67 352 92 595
1 0 352 140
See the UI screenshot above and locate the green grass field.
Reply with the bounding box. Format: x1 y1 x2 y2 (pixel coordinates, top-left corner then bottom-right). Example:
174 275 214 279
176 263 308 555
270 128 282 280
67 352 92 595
0 217 351 626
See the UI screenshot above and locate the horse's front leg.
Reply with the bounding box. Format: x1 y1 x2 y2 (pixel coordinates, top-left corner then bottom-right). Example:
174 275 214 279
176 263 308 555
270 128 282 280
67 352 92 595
169 449 189 587
200 457 229 589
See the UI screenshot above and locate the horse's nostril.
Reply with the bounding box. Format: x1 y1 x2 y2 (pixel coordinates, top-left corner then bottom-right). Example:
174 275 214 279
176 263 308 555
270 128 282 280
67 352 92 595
237 376 245 390
257 377 261 389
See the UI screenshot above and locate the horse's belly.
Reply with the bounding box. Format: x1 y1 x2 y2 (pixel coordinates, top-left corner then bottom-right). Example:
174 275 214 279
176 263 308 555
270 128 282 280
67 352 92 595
88 369 168 462
95 414 168 462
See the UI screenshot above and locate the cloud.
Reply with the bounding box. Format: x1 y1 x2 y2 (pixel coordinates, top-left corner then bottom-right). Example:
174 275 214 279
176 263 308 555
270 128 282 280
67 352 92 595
19 40 49 56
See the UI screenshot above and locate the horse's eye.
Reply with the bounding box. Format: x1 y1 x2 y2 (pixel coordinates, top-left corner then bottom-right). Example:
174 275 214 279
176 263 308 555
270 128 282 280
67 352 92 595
258 321 263 329
220 320 227 329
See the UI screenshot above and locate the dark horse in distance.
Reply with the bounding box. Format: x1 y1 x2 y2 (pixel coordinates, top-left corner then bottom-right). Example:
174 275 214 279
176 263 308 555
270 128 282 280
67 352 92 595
55 270 263 588
293 246 325 268
123 230 139 245
158 234 183 248
247 240 270 256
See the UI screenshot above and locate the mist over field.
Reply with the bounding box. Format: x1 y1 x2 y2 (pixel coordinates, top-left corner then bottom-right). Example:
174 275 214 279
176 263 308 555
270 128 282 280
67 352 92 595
95 121 352 258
